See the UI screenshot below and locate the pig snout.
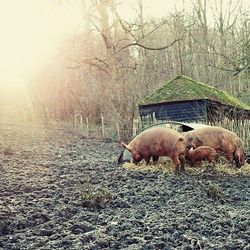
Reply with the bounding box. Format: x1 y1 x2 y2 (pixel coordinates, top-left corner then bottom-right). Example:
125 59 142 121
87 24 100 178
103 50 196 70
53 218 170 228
186 136 203 149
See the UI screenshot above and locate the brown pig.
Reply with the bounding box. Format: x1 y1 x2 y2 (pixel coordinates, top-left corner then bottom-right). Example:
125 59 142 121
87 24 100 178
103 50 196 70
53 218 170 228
186 146 217 166
122 127 186 174
184 126 246 167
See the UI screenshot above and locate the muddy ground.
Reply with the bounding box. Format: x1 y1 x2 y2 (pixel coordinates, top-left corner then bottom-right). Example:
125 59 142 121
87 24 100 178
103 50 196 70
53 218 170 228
0 124 249 250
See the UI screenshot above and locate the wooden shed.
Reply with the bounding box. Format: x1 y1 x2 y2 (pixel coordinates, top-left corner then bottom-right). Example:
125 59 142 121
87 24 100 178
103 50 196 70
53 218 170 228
139 75 250 123
138 75 250 155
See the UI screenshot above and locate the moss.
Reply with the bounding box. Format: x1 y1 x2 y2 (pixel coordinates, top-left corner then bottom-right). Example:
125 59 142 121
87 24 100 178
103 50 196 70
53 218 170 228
139 75 250 110
81 187 113 208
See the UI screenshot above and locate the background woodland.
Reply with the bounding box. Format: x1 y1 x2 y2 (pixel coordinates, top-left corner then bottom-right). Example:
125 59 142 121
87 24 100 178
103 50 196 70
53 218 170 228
0 0 249 135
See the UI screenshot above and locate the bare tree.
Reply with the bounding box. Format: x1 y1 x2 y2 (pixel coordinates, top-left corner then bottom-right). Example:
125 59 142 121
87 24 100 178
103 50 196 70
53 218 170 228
25 0 250 133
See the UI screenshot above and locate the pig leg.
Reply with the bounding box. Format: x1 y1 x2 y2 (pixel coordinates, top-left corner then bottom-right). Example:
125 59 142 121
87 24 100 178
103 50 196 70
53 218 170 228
171 156 181 175
207 155 216 166
179 155 186 172
207 160 215 169
144 156 151 165
221 142 235 166
233 154 241 168
152 156 159 164
132 158 140 164
233 149 239 167
225 151 234 166
189 160 195 167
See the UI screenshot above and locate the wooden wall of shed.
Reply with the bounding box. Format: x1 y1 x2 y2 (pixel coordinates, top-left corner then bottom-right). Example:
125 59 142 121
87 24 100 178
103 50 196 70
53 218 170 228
139 100 207 124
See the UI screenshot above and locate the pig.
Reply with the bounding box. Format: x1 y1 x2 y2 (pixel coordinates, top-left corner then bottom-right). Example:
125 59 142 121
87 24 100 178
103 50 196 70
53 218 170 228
186 146 217 166
184 126 246 167
121 127 186 174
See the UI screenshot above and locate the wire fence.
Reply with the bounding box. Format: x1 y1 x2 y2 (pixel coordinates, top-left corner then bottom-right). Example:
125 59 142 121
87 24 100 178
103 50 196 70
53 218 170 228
0 110 249 154
0 113 132 142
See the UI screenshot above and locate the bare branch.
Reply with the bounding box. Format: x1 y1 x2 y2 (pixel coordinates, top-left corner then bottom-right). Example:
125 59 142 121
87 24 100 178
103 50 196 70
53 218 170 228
82 61 110 75
137 19 169 42
66 57 110 75
120 62 137 70
93 57 109 68
66 64 82 70
233 64 250 76
116 37 183 53
208 64 236 72
115 11 138 41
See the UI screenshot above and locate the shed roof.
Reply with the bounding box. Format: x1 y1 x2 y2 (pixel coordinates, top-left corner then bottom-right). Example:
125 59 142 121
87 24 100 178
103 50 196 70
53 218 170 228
139 75 250 110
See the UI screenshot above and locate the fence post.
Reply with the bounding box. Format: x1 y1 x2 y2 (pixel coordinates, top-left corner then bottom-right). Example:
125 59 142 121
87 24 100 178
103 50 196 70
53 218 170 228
133 119 138 136
101 113 105 138
86 117 89 138
80 115 83 130
74 114 78 129
152 112 157 124
116 122 120 142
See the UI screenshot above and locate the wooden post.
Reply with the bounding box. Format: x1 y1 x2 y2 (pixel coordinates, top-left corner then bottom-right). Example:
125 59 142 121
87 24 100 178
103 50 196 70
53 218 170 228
133 119 137 136
101 113 104 138
80 115 83 130
152 112 157 124
86 117 89 138
116 122 120 142
138 116 142 131
74 114 77 129
146 114 149 127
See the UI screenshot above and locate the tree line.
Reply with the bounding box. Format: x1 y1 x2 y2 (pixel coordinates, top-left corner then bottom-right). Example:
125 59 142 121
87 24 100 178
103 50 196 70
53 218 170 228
23 0 249 134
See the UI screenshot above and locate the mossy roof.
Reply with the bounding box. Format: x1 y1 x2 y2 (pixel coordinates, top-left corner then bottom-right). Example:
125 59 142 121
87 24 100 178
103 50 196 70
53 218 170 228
139 75 250 110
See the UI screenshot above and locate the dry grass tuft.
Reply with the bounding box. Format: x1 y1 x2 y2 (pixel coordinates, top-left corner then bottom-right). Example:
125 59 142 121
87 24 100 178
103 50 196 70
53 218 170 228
213 163 250 175
198 180 226 203
123 157 174 175
81 187 113 208
123 162 174 175
123 160 250 177
2 145 14 155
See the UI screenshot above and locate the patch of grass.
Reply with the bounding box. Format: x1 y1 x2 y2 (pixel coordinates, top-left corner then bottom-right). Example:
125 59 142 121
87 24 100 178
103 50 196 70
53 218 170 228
81 187 113 208
198 180 226 203
2 145 14 155
78 176 113 208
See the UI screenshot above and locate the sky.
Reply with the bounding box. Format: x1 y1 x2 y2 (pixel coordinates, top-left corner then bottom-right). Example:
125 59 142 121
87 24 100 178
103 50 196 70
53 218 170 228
0 0 83 84
0 0 249 85
118 0 249 21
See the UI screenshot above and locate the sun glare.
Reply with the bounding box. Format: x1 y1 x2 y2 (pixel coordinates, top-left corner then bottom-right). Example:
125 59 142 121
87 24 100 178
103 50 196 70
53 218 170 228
0 0 248 87
0 0 82 85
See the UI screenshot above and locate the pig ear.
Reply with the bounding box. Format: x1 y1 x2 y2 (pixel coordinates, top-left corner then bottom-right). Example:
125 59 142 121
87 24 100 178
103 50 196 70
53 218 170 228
177 137 184 142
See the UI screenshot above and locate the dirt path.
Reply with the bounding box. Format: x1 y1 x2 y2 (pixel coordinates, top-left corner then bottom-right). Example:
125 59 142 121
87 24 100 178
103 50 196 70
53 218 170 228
0 124 249 250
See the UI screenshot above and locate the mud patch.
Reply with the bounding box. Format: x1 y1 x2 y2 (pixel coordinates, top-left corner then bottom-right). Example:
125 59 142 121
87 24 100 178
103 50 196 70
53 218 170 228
0 124 249 249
